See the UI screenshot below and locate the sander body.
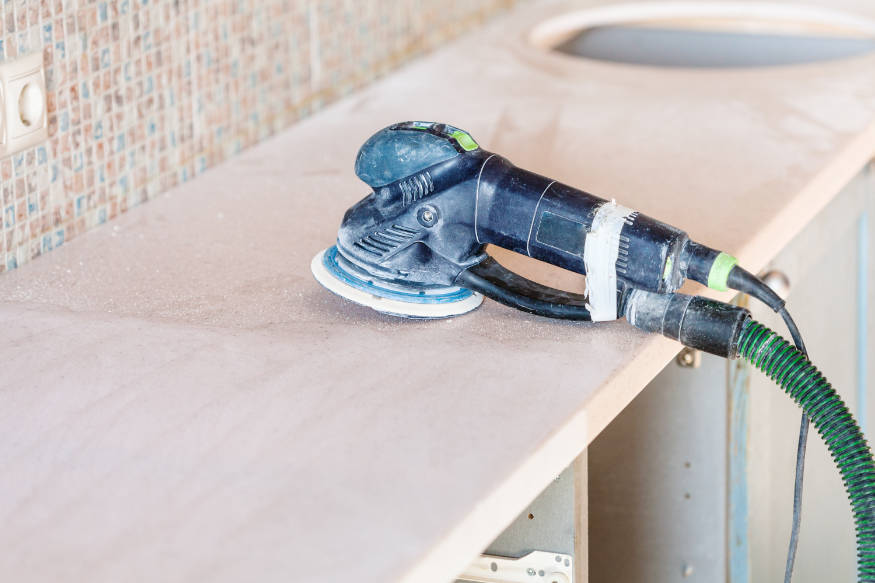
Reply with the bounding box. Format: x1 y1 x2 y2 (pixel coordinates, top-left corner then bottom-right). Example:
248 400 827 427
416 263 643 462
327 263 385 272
313 121 745 342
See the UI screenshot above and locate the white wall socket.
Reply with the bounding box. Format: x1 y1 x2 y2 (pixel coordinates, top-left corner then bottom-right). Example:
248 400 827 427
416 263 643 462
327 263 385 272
0 52 48 159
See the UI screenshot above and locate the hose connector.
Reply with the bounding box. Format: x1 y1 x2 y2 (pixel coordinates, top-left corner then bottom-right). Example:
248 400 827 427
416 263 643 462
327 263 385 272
625 290 751 358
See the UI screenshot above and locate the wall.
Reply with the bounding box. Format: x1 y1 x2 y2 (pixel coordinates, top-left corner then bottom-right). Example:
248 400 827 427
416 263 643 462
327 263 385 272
0 0 520 273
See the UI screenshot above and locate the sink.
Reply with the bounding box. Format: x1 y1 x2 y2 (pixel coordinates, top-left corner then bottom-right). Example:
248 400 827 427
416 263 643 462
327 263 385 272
530 2 875 68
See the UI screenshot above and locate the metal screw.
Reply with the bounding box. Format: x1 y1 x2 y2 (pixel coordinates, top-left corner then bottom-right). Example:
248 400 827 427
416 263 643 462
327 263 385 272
417 205 438 227
527 568 536 576
676 347 701 368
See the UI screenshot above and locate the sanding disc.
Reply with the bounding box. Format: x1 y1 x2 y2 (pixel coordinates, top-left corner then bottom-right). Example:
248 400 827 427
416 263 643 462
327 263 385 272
311 246 483 319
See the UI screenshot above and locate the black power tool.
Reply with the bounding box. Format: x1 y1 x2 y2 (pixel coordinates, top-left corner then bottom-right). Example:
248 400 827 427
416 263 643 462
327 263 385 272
312 121 780 356
312 122 875 582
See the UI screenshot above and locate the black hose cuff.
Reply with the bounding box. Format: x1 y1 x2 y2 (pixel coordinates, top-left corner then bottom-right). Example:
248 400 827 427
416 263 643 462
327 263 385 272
625 290 751 358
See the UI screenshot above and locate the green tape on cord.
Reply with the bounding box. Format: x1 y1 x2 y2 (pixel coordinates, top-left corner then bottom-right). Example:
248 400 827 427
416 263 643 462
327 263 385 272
708 252 739 291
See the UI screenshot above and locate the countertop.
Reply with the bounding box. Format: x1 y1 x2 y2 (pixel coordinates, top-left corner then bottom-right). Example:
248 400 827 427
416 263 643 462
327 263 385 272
2 1 875 581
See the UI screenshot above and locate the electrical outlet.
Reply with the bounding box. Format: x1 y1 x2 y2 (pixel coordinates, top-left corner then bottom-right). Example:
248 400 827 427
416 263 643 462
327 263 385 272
0 52 48 158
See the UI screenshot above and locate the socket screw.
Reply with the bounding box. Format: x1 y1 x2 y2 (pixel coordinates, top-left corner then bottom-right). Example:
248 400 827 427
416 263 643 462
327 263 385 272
417 205 438 227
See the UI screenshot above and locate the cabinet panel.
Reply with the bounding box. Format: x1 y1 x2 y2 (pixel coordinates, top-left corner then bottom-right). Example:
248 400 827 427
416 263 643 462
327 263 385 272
589 352 728 582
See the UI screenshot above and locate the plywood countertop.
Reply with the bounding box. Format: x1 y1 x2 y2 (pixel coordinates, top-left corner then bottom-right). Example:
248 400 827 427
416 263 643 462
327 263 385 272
2 1 875 581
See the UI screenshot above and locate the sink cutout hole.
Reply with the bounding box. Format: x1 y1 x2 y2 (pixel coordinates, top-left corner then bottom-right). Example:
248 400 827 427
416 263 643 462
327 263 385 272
532 3 875 68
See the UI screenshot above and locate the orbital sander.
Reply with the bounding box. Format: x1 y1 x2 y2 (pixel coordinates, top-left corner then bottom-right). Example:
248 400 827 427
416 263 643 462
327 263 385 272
312 121 875 583
311 121 781 356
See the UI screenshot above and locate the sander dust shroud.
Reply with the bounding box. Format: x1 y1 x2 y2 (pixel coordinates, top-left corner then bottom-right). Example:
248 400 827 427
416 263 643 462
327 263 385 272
312 122 875 582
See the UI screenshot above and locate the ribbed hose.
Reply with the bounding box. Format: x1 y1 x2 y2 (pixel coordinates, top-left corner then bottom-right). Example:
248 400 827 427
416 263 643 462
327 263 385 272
739 320 875 581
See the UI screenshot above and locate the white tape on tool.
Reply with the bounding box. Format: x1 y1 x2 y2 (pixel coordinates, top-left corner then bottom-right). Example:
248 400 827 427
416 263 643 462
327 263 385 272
583 200 635 321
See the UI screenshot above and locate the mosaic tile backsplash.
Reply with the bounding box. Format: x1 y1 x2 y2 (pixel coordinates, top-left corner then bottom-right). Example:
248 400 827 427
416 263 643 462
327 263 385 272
0 0 520 273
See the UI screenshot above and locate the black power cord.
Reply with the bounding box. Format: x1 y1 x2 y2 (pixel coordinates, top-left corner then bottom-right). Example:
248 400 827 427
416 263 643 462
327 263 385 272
728 265 809 583
778 306 809 583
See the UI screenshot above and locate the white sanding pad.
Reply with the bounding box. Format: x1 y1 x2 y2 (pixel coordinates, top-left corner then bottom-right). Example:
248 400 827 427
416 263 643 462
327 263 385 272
311 246 483 319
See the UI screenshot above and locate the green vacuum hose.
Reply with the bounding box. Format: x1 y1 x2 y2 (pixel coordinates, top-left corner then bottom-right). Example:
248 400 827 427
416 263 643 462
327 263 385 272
739 320 875 581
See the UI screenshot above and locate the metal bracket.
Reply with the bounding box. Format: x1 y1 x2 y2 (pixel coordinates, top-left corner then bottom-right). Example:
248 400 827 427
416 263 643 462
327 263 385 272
457 551 573 583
